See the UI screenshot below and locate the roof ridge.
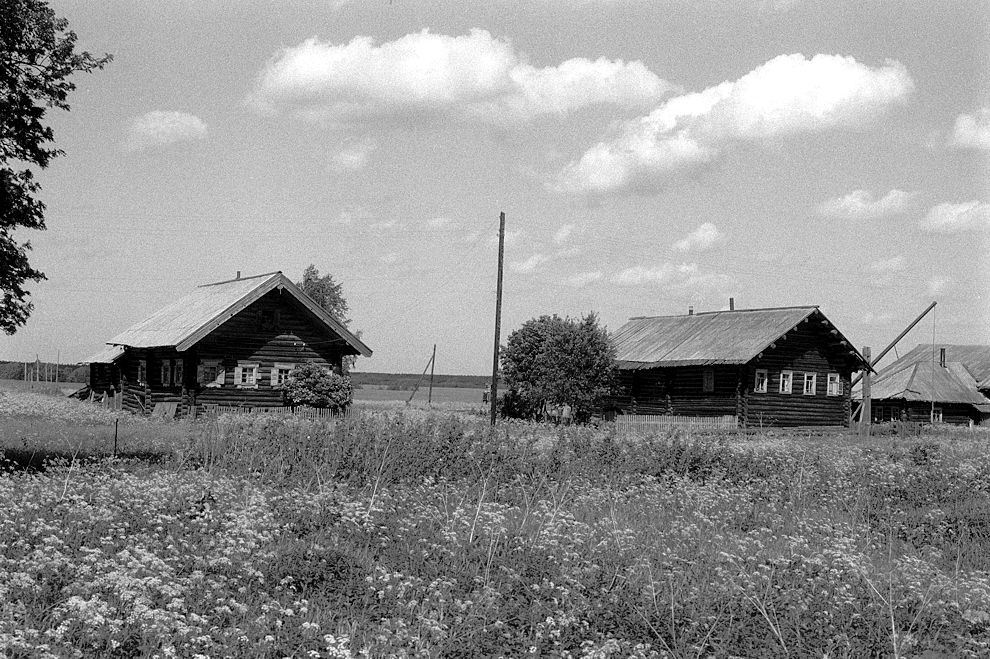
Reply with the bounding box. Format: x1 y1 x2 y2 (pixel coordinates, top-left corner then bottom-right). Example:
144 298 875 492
198 271 283 288
629 305 818 320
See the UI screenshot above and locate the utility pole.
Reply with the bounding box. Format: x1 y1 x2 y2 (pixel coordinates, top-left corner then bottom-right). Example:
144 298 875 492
859 346 871 438
490 211 505 426
427 344 436 405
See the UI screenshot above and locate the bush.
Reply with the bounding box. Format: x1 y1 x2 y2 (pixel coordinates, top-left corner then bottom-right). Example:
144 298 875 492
276 362 353 410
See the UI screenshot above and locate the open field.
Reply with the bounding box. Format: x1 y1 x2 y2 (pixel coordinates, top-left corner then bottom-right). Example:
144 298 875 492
3 389 990 657
354 385 485 407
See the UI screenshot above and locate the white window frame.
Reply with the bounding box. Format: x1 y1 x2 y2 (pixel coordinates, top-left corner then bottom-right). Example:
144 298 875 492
702 368 715 393
931 407 943 423
827 373 841 396
754 369 768 393
198 360 224 388
779 370 793 394
234 361 259 389
803 372 817 396
272 362 295 386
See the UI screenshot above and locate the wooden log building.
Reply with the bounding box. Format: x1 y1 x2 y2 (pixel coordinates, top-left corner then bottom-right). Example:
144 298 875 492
856 344 990 425
82 271 371 416
610 305 868 427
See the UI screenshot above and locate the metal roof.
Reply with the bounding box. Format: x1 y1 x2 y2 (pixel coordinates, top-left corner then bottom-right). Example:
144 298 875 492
103 271 372 356
857 344 990 405
612 306 864 369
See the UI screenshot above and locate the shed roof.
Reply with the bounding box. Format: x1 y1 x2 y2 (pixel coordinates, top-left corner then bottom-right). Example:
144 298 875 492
81 344 125 365
858 344 990 405
612 306 865 369
102 271 371 356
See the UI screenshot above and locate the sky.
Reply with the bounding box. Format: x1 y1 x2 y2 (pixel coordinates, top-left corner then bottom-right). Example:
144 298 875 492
2 0 988 375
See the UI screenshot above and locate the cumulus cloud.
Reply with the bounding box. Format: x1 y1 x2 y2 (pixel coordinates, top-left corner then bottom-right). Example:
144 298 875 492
125 111 207 151
553 223 575 244
868 255 906 273
247 29 670 125
611 262 735 292
510 253 550 273
427 216 454 229
920 201 990 233
330 137 377 172
556 53 914 194
817 189 920 220
672 222 722 251
949 107 990 149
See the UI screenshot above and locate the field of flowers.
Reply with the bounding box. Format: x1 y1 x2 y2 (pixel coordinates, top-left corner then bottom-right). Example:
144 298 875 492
3 390 990 657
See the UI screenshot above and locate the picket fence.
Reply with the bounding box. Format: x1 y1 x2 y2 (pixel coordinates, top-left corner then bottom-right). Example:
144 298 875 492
197 404 344 421
614 414 738 434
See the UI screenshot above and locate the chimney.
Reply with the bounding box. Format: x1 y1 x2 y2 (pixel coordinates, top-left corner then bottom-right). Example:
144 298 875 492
236 271 241 280
729 297 735 311
939 347 946 368
688 306 694 316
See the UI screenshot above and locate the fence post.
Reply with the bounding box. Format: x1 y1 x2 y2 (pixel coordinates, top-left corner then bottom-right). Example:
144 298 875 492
113 418 119 457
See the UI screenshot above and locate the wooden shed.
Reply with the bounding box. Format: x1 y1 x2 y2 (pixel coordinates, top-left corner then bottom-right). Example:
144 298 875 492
858 344 990 425
611 306 868 427
82 271 371 416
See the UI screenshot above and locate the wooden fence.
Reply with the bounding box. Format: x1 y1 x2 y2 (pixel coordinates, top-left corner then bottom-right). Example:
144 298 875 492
614 414 738 434
196 404 344 421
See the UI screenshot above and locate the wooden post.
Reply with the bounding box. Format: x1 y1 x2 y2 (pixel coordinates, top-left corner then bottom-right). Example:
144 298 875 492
427 344 436 405
860 346 871 438
490 211 505 426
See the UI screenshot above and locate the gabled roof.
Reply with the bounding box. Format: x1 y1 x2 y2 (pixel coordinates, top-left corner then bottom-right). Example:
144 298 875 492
612 306 865 369
859 344 990 405
81 344 125 365
102 271 371 356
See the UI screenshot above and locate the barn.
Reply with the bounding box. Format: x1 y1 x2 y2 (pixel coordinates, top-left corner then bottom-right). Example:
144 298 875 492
611 305 868 427
82 271 371 416
859 344 990 425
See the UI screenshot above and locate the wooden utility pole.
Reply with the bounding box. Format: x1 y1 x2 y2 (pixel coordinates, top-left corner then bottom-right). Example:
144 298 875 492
490 211 505 426
859 346 871 438
427 344 436 405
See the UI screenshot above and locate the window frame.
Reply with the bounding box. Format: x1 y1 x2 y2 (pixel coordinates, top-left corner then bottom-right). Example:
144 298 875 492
803 372 817 396
826 372 841 396
160 360 172 387
137 359 147 386
272 362 295 387
779 370 793 394
234 361 259 389
198 359 224 388
702 368 715 393
174 359 184 388
754 369 768 394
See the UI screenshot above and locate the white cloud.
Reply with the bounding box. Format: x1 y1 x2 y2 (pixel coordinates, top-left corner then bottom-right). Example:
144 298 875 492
868 255 906 273
672 222 722 251
427 216 454 229
949 107 990 149
553 223 575 244
125 111 207 151
379 252 400 265
330 137 377 172
509 253 549 273
247 29 670 125
817 189 920 220
564 270 602 287
612 262 699 285
336 206 374 225
557 53 914 194
920 201 990 233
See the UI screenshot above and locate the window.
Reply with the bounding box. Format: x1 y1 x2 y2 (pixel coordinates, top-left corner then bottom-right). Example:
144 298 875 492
272 363 294 386
137 359 147 385
803 373 817 396
174 360 184 387
779 370 793 394
198 360 225 387
160 360 172 387
234 362 259 388
827 373 841 396
931 408 943 423
703 369 715 393
260 308 280 331
754 369 768 393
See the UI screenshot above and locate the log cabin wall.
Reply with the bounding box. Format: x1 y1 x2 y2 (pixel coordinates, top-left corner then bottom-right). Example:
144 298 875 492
617 366 741 417
871 401 980 425
743 321 852 427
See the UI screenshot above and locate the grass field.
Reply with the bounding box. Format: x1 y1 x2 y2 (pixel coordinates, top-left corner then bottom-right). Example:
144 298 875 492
3 388 990 657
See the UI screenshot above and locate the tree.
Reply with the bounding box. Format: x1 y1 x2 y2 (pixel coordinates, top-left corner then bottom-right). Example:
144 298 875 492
277 362 353 411
1 0 111 333
298 264 349 325
500 312 618 422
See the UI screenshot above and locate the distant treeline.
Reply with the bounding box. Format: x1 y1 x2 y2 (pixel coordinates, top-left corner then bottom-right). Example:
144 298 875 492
349 372 491 389
0 361 88 383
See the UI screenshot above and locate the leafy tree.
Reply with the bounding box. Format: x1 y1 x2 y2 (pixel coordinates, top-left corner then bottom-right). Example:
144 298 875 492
1 0 111 333
298 264 349 325
277 362 353 411
500 312 618 422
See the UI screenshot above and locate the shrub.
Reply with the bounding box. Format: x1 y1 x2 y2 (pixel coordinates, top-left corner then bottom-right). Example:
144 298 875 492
277 362 353 410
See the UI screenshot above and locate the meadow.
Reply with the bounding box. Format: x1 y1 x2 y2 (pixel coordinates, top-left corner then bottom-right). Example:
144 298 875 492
2 389 990 657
